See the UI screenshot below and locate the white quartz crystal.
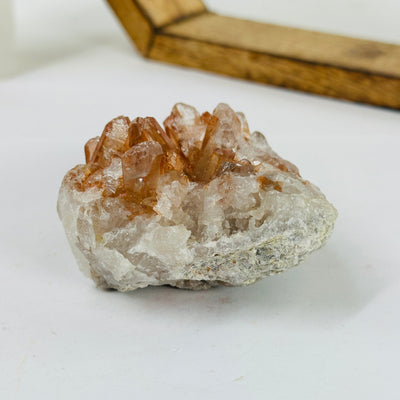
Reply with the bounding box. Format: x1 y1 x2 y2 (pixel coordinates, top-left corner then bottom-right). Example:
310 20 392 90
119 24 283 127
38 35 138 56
58 104 337 291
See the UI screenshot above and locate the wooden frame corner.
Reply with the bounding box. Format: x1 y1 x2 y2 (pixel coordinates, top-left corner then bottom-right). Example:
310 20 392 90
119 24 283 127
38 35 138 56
107 0 400 109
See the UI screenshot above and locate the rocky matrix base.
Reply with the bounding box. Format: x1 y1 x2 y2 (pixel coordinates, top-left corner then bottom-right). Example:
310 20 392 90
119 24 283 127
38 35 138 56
57 103 337 291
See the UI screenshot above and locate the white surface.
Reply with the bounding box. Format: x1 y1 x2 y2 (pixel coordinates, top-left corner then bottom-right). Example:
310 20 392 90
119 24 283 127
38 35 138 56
0 0 16 77
1 1 400 399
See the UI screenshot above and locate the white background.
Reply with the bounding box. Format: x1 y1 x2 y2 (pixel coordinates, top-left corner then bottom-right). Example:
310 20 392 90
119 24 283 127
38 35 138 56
1 1 400 399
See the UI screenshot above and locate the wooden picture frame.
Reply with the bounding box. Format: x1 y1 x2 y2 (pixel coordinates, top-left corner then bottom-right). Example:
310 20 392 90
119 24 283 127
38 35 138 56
106 0 400 109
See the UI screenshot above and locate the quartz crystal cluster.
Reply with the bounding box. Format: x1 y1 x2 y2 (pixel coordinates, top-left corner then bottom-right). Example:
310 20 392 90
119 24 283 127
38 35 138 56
58 103 337 291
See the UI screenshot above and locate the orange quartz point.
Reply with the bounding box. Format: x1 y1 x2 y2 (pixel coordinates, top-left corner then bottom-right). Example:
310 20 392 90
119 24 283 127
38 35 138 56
84 137 99 163
80 103 292 213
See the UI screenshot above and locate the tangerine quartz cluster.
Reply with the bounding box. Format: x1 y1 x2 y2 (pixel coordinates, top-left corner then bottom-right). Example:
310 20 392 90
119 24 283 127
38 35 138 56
58 103 337 291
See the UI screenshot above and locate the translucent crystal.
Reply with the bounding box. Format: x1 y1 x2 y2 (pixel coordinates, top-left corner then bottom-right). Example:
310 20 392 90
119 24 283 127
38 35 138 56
84 137 99 163
58 103 337 291
164 103 206 157
212 103 243 152
95 116 130 167
122 141 163 181
129 116 179 152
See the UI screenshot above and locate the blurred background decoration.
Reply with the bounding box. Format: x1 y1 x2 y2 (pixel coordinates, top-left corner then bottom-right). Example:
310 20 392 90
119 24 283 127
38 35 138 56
106 0 400 109
3 0 400 108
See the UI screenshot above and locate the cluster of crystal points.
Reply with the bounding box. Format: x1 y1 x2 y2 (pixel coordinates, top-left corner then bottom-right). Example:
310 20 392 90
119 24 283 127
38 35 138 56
58 103 337 291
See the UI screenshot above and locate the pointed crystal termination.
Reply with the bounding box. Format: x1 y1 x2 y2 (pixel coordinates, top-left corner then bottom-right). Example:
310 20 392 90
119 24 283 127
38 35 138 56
84 137 99 163
58 103 337 291
122 140 164 196
122 141 163 181
164 103 207 158
83 116 131 169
